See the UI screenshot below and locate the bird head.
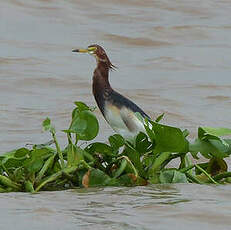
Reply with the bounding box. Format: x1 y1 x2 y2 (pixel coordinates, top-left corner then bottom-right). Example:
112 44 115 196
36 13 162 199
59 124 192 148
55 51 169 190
72 44 116 70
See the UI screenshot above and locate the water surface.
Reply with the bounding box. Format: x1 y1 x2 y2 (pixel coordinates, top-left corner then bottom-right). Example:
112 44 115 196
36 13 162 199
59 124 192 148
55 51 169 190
1 184 231 230
0 0 231 229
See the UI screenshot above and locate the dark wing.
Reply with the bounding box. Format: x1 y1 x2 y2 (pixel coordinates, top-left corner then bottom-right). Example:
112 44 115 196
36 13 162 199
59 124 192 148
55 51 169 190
109 90 150 119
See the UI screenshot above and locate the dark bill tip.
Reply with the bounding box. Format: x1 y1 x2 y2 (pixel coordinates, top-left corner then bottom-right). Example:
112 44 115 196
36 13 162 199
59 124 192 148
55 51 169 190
72 49 80 52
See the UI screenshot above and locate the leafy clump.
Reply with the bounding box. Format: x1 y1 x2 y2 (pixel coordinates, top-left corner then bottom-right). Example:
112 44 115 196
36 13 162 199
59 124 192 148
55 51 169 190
0 101 231 193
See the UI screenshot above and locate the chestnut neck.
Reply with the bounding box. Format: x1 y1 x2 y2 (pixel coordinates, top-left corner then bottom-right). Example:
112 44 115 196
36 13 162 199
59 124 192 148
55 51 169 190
93 61 112 91
92 61 113 113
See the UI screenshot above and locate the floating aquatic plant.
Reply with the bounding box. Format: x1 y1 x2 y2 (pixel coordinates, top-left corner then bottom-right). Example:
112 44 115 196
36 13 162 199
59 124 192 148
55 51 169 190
0 101 231 193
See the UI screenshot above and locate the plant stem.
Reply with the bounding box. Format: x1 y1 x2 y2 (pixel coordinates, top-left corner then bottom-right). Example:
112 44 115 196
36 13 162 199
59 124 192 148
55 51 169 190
185 172 203 184
75 134 79 145
195 165 219 184
35 166 77 192
51 131 65 169
35 155 55 183
124 141 137 152
179 153 186 169
118 156 138 178
79 160 91 169
180 165 195 173
113 159 127 178
161 152 183 169
213 172 231 181
25 181 35 193
0 175 21 190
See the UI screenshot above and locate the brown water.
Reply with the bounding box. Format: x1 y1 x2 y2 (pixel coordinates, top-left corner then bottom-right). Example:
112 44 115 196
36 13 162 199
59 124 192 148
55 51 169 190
1 184 231 230
0 0 231 229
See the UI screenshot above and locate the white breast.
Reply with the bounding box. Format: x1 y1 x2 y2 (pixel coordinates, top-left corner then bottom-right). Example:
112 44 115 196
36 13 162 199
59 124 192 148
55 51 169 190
104 102 146 140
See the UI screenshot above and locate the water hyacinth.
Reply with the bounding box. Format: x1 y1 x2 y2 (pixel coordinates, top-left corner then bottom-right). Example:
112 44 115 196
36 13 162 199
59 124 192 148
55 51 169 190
0 101 231 193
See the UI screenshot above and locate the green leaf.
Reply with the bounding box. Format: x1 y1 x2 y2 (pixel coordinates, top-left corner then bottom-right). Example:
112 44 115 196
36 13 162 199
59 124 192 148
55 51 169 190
32 148 53 159
149 152 171 175
3 157 26 169
85 142 115 156
142 155 155 169
71 107 79 120
25 158 43 173
114 173 147 186
123 145 144 177
210 139 230 153
109 134 125 151
172 170 188 183
135 132 152 153
198 127 231 148
67 110 99 141
2 148 33 169
183 129 190 138
1 149 17 158
66 118 87 134
74 101 90 112
151 122 188 153
159 170 174 183
207 157 227 176
155 113 165 123
144 118 155 142
113 159 127 178
189 139 230 159
115 174 135 186
82 169 111 187
42 118 51 131
14 148 30 158
72 101 90 121
224 139 231 152
23 148 52 173
160 170 188 183
199 127 231 138
67 144 84 167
